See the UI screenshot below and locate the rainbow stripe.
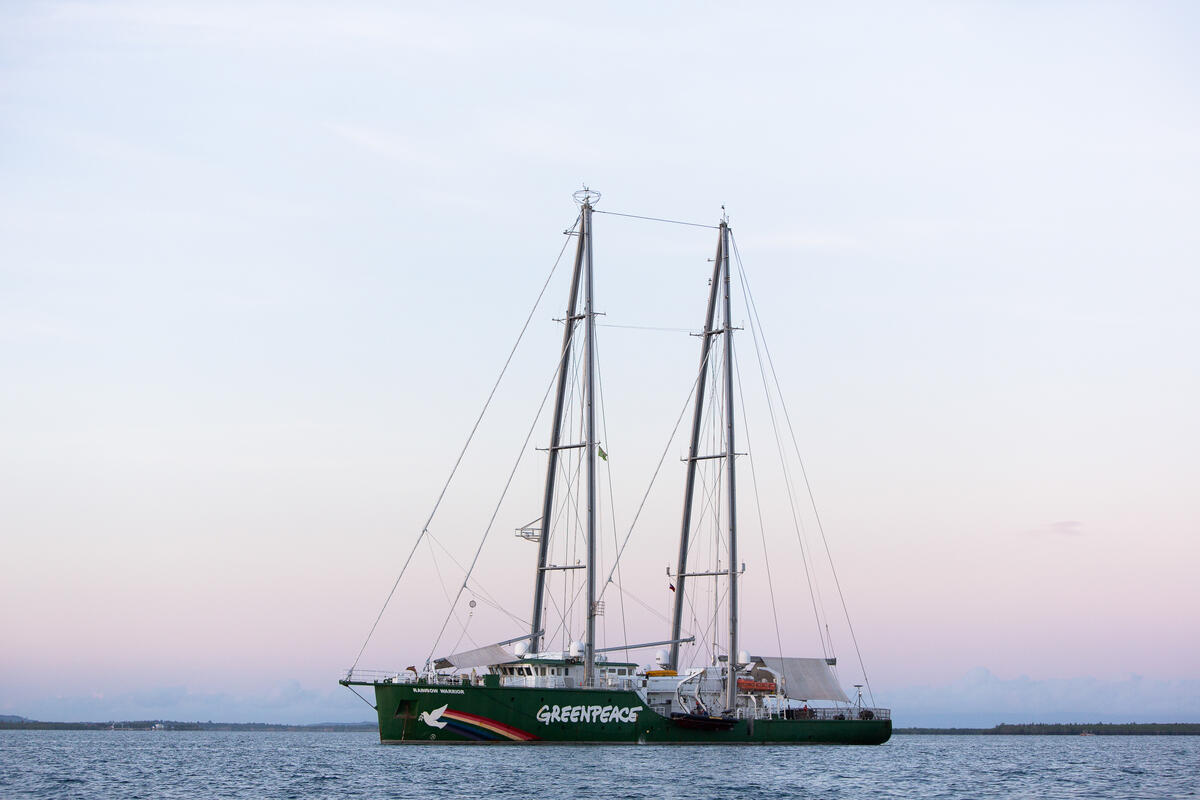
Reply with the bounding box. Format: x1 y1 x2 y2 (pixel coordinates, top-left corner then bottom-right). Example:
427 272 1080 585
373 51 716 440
440 709 539 742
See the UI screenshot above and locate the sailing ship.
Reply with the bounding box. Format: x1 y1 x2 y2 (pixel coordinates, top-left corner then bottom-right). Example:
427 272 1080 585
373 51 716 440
341 190 891 744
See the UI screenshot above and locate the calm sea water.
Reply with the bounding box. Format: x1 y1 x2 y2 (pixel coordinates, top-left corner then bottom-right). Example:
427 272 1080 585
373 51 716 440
1 731 1196 799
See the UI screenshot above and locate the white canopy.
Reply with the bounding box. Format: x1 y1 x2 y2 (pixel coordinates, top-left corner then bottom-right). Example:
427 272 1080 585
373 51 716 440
433 643 513 670
759 657 849 703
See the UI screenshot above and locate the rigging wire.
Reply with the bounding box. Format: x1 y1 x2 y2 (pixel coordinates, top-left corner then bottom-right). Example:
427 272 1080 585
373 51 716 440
702 338 727 657
424 532 529 627
685 465 723 567
348 215 578 674
678 334 725 573
546 450 580 581
424 536 477 651
545 338 585 648
597 322 695 334
446 602 477 655
688 580 731 666
610 583 670 624
595 335 718 605
426 352 566 665
681 560 714 668
544 581 585 650
731 232 876 705
593 208 718 229
544 565 673 646
733 253 830 659
593 331 631 662
733 353 787 668
567 351 585 647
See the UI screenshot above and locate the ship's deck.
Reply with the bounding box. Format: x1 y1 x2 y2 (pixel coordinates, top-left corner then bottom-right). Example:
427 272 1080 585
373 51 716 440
341 670 890 721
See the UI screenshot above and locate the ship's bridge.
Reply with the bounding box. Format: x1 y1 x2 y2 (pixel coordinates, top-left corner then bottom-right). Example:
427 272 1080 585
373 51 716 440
493 655 639 690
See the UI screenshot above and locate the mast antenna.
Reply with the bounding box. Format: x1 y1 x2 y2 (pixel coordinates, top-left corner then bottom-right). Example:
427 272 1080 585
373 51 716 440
574 187 602 206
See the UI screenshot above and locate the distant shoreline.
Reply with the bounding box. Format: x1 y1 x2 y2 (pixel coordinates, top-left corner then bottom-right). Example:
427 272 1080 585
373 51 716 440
3 719 1198 734
895 723 1200 735
0 719 377 732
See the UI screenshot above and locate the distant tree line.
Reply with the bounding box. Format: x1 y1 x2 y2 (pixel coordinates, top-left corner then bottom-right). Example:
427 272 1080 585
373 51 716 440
895 722 1200 735
0 720 378 732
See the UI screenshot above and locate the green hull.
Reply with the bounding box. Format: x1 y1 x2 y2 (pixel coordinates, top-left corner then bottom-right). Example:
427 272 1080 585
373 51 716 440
369 681 891 745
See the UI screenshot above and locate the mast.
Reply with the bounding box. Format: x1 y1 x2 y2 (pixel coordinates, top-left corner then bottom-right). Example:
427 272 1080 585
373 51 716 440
720 220 739 710
528 205 586 654
668 230 724 671
669 217 740 710
582 196 599 685
530 189 599 683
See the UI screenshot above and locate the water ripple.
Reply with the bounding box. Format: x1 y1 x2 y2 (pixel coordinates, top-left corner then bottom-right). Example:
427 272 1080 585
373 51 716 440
1 731 1197 799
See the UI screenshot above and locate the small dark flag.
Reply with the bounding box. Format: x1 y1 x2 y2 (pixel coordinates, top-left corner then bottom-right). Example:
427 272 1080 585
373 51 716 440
669 583 676 592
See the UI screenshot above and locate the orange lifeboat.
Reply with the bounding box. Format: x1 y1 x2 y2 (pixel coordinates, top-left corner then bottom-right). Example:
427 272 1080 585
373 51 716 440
736 678 777 692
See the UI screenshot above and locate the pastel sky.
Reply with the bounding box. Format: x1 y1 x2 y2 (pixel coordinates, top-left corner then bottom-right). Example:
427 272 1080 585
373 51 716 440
2 1 1197 725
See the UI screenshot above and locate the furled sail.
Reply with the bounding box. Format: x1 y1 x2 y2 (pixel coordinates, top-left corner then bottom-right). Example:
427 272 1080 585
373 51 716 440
759 657 849 702
433 643 513 670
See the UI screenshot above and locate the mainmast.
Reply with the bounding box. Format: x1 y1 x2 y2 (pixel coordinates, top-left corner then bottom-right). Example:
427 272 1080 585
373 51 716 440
668 230 724 671
720 220 739 710
668 218 740 710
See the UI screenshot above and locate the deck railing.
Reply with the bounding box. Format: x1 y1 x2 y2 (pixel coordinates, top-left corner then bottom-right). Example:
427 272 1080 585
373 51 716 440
761 706 891 722
498 675 641 691
340 669 428 686
341 669 890 722
343 670 644 691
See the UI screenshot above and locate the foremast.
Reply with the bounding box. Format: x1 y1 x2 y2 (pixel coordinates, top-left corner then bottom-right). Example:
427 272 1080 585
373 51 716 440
582 196 599 685
528 190 601 685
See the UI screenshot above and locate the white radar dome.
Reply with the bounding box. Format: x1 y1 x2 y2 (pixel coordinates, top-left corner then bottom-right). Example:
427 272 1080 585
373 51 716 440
738 650 751 666
654 649 669 665
513 642 529 657
569 640 584 658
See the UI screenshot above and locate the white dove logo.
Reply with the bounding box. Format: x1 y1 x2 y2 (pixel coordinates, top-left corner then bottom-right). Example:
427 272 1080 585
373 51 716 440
419 704 449 729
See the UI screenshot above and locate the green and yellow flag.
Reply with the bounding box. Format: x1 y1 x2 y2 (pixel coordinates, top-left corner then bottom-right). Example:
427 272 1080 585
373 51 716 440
598 445 608 461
